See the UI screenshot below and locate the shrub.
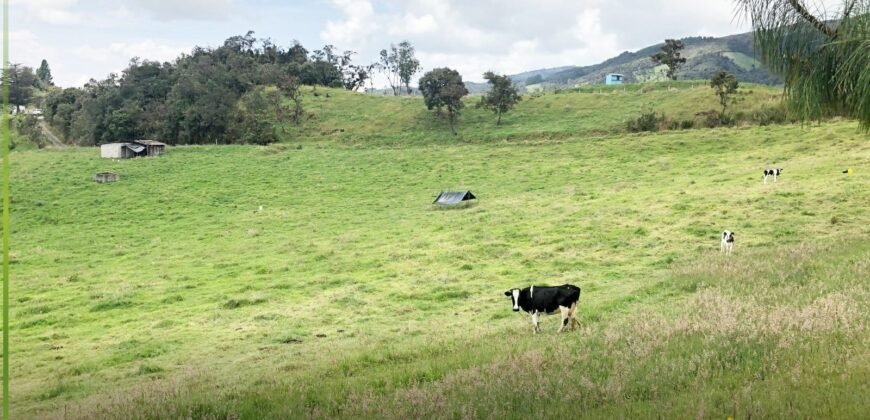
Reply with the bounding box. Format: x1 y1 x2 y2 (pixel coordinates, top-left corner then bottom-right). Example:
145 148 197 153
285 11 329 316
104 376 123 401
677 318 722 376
680 119 695 129
626 111 665 132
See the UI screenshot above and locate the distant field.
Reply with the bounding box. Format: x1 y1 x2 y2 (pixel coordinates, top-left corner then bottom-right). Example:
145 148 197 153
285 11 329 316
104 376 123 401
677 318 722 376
281 82 785 146
8 118 869 417
722 52 762 70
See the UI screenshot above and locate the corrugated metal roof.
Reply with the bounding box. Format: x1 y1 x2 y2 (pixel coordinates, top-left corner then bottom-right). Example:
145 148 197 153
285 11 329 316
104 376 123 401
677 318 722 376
133 140 166 146
125 144 146 153
433 191 477 205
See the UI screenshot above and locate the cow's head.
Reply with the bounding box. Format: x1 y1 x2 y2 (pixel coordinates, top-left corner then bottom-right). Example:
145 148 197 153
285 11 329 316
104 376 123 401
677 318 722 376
504 288 521 311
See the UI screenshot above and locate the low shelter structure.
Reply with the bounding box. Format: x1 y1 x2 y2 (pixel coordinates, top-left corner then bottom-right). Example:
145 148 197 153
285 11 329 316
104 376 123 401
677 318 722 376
94 172 119 183
433 191 477 206
100 140 167 158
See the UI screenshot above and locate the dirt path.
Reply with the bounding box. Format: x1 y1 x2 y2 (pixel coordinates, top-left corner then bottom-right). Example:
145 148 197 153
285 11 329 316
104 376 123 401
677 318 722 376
39 121 66 148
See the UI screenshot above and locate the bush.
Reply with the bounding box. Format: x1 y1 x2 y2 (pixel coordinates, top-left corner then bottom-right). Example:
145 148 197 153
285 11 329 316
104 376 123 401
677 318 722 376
679 119 695 129
703 111 734 128
626 111 665 132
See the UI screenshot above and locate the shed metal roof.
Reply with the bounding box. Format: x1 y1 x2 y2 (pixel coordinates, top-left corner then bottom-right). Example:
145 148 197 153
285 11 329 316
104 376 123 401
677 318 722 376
433 191 477 206
133 140 167 146
125 144 146 153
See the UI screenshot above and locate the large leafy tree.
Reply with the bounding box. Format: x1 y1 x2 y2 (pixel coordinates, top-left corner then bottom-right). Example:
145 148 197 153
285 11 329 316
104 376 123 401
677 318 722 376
478 71 521 125
418 68 468 135
737 0 870 129
4 64 36 112
650 39 687 80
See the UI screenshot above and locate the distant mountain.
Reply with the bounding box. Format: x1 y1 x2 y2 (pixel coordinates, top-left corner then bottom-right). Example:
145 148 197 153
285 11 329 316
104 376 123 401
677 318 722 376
474 31 781 92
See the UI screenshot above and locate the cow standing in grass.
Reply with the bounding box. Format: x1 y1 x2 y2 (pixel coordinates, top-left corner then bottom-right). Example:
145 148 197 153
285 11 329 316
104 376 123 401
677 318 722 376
721 230 735 255
763 168 783 184
504 284 581 334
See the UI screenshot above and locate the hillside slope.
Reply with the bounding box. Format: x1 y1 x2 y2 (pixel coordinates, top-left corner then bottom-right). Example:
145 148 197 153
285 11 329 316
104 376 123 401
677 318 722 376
287 81 785 146
10 113 869 417
513 32 780 89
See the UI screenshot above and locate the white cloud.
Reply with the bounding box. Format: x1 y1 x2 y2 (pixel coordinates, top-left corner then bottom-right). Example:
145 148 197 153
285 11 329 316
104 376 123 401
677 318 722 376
123 0 237 21
320 0 629 84
69 40 188 84
320 0 380 46
13 0 82 24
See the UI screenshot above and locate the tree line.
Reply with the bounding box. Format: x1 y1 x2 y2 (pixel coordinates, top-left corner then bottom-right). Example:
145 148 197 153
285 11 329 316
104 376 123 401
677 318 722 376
24 30 519 144
33 32 396 146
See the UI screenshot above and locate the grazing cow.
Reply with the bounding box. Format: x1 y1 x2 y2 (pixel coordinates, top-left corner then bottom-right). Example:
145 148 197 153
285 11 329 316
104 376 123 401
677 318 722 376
721 230 735 255
504 284 581 334
763 168 783 184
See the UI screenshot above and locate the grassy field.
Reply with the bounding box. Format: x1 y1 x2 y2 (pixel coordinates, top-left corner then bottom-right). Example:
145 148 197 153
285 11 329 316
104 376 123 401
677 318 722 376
6 86 870 418
281 82 785 146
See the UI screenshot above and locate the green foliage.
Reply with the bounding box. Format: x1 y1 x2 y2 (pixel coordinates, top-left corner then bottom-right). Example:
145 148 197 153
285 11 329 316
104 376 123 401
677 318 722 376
3 63 36 111
40 33 362 145
418 68 469 134
710 71 739 113
650 39 687 80
478 71 521 125
626 109 665 132
229 87 289 145
12 115 47 149
36 59 53 86
379 41 421 96
737 0 870 130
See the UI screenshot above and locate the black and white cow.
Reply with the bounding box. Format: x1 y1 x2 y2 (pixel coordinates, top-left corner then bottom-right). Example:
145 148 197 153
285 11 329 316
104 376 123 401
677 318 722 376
763 168 783 184
721 230 735 255
504 284 581 334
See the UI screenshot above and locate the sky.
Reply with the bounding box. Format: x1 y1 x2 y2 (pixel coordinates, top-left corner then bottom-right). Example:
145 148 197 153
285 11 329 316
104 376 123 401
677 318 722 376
8 0 833 88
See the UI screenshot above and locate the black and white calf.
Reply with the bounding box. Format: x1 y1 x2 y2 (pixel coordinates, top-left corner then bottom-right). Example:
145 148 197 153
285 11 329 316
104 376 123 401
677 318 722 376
763 168 783 184
504 284 581 334
720 230 735 255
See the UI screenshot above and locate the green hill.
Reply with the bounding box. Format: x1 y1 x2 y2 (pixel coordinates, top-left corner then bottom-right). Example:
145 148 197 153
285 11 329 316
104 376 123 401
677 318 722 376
511 32 780 89
283 81 785 146
9 86 869 418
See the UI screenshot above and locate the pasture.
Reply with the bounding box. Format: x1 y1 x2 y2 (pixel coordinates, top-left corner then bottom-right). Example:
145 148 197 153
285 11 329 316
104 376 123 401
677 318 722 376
7 101 870 417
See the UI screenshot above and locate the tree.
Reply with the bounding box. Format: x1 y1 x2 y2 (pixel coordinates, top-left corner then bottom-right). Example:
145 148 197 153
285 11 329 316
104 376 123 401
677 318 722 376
418 68 468 134
4 64 36 112
650 39 687 80
302 45 344 90
379 41 421 95
36 59 53 86
277 75 304 126
710 71 739 113
737 0 870 130
478 71 521 125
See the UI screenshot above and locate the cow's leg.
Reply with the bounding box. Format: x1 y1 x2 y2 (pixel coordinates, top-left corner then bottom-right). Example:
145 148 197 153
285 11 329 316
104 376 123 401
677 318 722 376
531 312 540 334
558 306 571 333
774 174 777 183
568 303 580 331
720 240 725 253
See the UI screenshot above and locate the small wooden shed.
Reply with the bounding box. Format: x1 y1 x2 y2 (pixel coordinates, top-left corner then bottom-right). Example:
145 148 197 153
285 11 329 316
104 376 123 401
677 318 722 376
101 143 136 159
